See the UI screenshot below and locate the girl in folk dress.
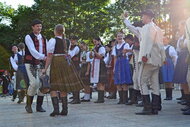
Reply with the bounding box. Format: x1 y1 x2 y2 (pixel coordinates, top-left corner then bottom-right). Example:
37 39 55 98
42 24 84 117
112 32 132 104
161 36 177 100
80 42 92 102
90 37 107 103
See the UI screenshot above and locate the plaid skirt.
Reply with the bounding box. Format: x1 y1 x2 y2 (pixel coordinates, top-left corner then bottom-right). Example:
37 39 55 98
50 56 84 92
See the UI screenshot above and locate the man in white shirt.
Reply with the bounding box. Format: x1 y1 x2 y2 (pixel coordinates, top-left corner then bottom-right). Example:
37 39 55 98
24 19 47 113
123 10 165 115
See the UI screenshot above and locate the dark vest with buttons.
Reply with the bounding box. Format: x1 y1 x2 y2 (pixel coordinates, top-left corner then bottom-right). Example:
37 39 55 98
70 45 80 71
24 33 47 65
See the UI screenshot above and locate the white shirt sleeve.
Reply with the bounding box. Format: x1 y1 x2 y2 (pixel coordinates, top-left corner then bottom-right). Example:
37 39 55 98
86 51 93 62
124 43 130 50
98 47 106 57
169 46 178 65
68 46 80 58
10 57 18 71
47 38 56 53
25 35 45 60
112 46 116 56
124 19 141 38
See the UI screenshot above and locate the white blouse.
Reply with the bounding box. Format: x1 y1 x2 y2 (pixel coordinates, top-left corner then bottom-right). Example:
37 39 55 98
165 45 178 65
112 41 130 56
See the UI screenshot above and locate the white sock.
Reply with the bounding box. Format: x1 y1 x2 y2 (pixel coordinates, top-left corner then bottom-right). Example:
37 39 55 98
84 94 90 100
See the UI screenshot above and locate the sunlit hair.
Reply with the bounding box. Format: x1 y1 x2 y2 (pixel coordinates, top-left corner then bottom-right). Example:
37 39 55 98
55 24 65 35
17 43 25 50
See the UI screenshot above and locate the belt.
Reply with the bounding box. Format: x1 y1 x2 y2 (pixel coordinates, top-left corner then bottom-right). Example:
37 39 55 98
54 54 66 56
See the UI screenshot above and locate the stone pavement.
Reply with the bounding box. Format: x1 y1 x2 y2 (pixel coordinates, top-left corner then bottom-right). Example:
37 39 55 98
0 90 189 127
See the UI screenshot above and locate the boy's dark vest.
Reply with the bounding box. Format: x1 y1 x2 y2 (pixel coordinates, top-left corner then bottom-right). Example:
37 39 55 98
24 33 46 65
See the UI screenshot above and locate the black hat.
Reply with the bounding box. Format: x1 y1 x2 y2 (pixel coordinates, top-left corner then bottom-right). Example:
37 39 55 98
141 10 154 18
31 19 42 26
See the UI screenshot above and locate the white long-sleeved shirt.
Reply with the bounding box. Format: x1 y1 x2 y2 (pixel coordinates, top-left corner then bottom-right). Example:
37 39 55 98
25 34 46 60
164 45 178 66
124 18 165 66
68 45 80 58
10 54 18 71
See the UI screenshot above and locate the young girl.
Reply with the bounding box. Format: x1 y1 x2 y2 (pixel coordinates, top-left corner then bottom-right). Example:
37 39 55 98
80 42 92 102
16 43 29 103
90 37 107 103
42 24 84 117
112 32 132 104
161 36 177 100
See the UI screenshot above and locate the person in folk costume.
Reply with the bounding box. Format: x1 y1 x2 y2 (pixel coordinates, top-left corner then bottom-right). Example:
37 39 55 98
24 19 47 113
126 22 144 106
90 37 107 103
79 42 92 102
123 10 166 115
42 24 84 117
160 36 178 100
104 40 117 99
112 32 132 104
14 43 30 104
182 2 190 115
173 21 189 107
10 46 19 101
1 70 11 96
124 34 135 103
68 35 82 104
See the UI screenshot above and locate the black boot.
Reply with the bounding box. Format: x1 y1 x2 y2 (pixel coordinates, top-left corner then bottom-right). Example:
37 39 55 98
181 94 190 111
183 94 190 115
25 95 34 113
60 97 68 116
36 96 46 112
50 97 60 117
17 90 25 104
137 90 142 101
164 88 169 100
177 90 184 100
123 90 129 104
158 94 162 111
126 89 138 105
128 88 133 101
136 95 152 115
151 94 160 115
136 101 144 107
164 88 172 100
117 91 123 104
12 90 17 101
70 91 81 104
94 90 104 103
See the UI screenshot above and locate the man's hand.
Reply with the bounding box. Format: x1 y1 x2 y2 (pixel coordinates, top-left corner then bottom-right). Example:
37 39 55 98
41 69 46 74
142 56 148 63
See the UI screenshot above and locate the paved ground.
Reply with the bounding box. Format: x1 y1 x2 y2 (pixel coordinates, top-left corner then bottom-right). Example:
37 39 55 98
0 90 189 127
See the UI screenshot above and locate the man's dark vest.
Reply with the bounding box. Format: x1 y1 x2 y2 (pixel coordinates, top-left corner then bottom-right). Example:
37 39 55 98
70 45 80 70
24 33 47 65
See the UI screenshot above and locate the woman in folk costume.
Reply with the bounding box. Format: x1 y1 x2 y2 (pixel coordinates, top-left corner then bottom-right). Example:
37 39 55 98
161 36 177 100
79 42 92 102
15 43 29 104
104 41 117 99
90 37 107 103
42 24 84 117
173 21 189 105
112 32 132 104
68 35 82 104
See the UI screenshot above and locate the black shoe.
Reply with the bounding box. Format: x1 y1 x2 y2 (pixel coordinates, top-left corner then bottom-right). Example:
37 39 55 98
181 106 190 111
70 99 81 104
151 94 160 114
11 99 15 102
50 97 60 117
17 99 23 104
136 95 153 115
81 99 90 102
36 96 46 112
123 90 129 104
25 95 34 113
69 96 73 99
164 97 172 100
183 109 190 115
94 90 104 103
25 105 33 113
70 91 81 104
60 97 68 116
117 91 123 104
126 90 138 105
